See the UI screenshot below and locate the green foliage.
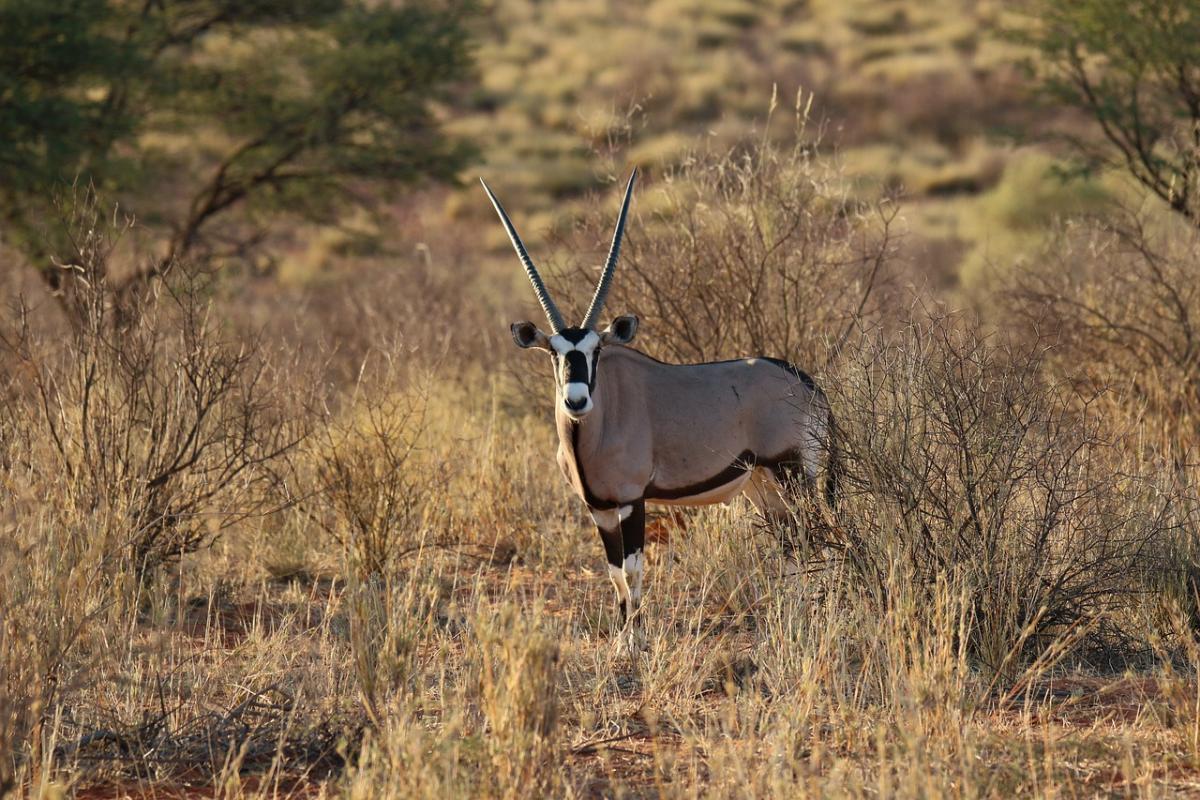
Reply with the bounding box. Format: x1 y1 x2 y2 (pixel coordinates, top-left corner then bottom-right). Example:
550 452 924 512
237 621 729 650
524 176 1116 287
1012 0 1200 222
0 0 477 288
979 153 1110 231
958 152 1112 288
0 0 137 197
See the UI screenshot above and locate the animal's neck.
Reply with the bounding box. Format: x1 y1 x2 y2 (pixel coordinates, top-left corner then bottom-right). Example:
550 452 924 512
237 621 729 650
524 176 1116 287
556 347 630 462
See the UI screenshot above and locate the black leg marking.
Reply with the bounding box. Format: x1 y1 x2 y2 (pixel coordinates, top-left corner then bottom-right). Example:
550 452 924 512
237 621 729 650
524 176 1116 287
620 499 646 615
595 513 630 624
620 500 646 566
598 521 624 567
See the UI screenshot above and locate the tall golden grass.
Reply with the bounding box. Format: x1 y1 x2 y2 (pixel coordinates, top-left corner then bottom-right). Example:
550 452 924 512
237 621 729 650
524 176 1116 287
3 133 1200 798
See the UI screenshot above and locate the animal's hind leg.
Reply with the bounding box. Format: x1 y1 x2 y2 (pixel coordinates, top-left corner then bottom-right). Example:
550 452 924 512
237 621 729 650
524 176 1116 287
772 459 816 507
746 467 792 522
750 462 819 555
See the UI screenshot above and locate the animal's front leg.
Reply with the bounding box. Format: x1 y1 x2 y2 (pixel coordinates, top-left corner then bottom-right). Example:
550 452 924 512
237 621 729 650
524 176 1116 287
620 500 646 615
591 501 648 654
591 504 634 626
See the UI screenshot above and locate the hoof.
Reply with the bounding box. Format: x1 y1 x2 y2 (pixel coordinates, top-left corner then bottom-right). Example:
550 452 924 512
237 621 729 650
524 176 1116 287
616 623 646 655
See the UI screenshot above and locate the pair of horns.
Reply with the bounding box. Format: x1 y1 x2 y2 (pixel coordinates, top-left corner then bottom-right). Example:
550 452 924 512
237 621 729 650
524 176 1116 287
480 170 637 334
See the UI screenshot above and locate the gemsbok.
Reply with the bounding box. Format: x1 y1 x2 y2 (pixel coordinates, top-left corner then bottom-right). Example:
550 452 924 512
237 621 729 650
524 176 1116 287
482 170 838 638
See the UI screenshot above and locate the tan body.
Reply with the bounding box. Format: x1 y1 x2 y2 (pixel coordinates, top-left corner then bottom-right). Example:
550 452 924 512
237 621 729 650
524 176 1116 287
554 345 833 515
483 170 835 641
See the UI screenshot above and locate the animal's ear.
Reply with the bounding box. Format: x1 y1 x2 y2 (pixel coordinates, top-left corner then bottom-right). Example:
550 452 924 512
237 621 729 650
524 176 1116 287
511 321 551 350
601 314 638 345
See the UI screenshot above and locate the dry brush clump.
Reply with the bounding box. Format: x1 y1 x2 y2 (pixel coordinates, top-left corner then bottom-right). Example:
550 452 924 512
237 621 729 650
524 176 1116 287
818 315 1196 674
564 124 896 369
0 221 303 591
305 357 576 580
1010 209 1200 461
0 508 117 794
1004 208 1200 635
313 367 445 581
474 603 561 799
0 204 309 789
338 594 565 800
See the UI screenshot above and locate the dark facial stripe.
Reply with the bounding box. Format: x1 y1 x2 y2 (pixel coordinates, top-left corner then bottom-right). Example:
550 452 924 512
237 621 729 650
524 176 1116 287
560 328 590 344
564 351 590 386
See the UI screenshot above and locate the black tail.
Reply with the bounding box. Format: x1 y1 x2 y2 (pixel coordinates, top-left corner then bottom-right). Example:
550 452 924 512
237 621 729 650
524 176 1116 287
824 414 841 509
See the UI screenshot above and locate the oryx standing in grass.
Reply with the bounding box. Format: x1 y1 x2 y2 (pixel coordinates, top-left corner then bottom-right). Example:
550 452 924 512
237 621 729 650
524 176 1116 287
482 170 838 632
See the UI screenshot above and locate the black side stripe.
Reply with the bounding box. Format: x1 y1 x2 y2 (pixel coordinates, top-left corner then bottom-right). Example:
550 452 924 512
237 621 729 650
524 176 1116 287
646 450 756 500
643 448 805 501
569 425 809 509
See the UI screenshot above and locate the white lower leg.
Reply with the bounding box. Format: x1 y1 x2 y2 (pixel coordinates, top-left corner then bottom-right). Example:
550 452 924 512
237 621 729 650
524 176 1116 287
608 563 632 619
623 550 645 610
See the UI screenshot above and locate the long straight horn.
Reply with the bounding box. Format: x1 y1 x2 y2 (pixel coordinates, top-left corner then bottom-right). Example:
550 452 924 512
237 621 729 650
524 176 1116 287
581 169 637 330
480 178 566 334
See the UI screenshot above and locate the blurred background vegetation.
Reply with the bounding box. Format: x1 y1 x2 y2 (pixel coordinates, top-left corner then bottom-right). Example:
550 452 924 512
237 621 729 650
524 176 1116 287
4 0 1196 321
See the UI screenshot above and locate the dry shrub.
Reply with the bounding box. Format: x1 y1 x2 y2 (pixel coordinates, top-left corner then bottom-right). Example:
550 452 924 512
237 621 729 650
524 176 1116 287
826 315 1188 672
1146 601 1200 764
344 714 476 800
346 568 444 728
0 211 302 589
627 488 1151 798
474 603 560 799
313 366 450 580
309 348 574 579
1009 209 1200 460
339 593 561 799
0 454 119 792
1007 210 1200 638
565 122 896 368
699 571 980 798
0 202 309 790
307 353 458 726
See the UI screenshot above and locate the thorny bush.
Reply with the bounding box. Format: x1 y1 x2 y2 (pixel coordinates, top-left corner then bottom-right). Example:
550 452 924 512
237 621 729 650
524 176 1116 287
822 316 1196 674
312 365 452 580
1010 210 1200 462
0 207 302 590
565 129 895 370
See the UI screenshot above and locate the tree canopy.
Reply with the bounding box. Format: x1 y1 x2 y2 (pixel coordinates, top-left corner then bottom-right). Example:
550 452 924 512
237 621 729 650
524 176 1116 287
1014 0 1200 224
0 0 476 296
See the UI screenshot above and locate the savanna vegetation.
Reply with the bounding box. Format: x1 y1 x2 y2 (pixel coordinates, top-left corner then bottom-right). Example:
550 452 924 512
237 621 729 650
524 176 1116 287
4 0 1200 797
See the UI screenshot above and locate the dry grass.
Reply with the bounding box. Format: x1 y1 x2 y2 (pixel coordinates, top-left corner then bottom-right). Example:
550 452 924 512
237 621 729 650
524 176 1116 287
9 442 1200 797
6 128 1200 800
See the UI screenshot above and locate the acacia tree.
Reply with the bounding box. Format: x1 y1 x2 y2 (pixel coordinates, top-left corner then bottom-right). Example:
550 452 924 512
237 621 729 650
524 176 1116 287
0 0 476 305
1014 0 1200 223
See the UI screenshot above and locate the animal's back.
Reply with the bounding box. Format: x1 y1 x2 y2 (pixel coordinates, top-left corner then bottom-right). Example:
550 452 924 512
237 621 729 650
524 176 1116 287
608 347 830 481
